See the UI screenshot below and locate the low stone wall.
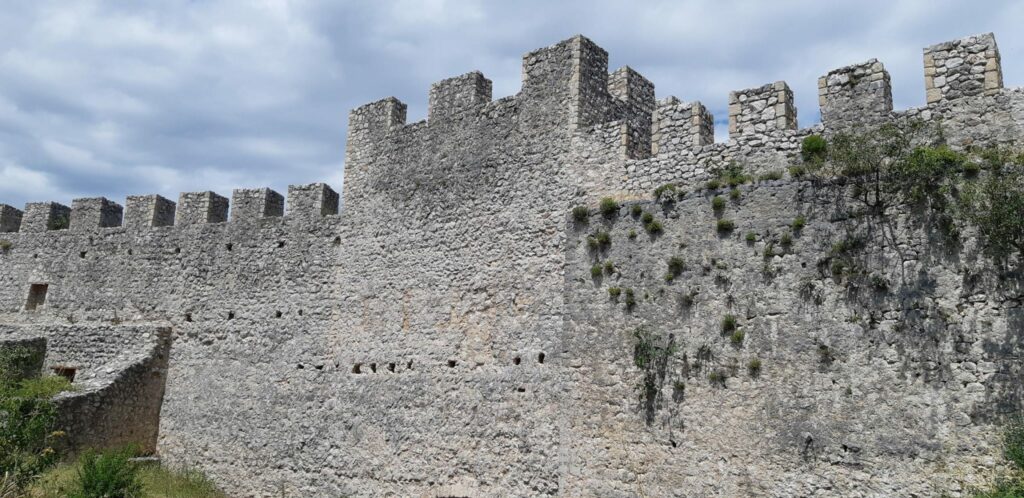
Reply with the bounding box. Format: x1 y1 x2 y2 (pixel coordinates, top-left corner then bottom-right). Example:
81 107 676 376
0 324 171 453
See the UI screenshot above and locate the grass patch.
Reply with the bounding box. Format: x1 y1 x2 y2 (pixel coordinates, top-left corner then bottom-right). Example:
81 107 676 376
571 205 589 223
0 239 11 253
759 170 783 181
788 165 807 178
28 454 227 498
599 197 619 218
745 232 756 243
607 287 621 300
630 205 642 217
721 314 738 333
624 289 636 310
729 188 741 200
666 256 686 281
747 358 762 377
711 196 725 211
653 184 677 201
590 264 603 278
801 134 827 163
603 260 615 275
730 330 745 345
791 215 806 231
716 219 735 233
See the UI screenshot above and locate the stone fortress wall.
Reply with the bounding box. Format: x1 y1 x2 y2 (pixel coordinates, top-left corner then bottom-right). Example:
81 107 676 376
0 32 1019 497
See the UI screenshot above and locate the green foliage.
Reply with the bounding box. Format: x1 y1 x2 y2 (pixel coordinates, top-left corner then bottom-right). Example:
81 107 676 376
745 232 756 243
653 184 677 201
593 230 611 249
644 219 663 235
627 229 637 240
571 205 589 223
801 134 827 163
712 162 750 187
603 260 615 275
729 188 741 200
0 239 11 253
705 179 722 190
788 165 807 178
30 461 228 498
641 212 654 224
1006 417 1024 471
47 215 69 231
590 264 603 278
791 215 806 231
68 447 142 498
607 287 621 299
759 170 784 181
666 257 686 279
730 330 745 345
747 357 762 377
762 241 776 260
632 327 677 424
780 232 793 247
707 370 727 387
716 219 735 233
711 196 725 211
895 145 966 205
598 197 620 218
0 373 71 489
624 288 636 310
721 314 738 333
959 166 1024 261
630 204 643 217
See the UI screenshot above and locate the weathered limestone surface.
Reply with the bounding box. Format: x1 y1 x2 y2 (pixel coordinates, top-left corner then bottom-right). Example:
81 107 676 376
0 32 1021 497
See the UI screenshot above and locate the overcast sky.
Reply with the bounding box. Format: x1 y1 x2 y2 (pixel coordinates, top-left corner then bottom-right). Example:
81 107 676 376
0 1 1021 209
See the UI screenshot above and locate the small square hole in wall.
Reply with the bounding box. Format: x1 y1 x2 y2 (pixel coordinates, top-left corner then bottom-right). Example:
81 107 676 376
25 284 48 311
79 251 86 259
277 241 285 248
52 366 76 382
538 352 545 364
226 243 233 251
275 311 282 318
447 360 456 368
387 362 396 373
352 363 362 374
184 313 192 322
513 356 521 365
227 311 235 320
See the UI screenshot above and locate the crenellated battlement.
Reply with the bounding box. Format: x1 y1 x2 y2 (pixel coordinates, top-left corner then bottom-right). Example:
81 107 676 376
0 183 339 234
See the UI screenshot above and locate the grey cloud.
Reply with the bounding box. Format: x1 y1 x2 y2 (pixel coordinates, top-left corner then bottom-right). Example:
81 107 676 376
0 0 1020 208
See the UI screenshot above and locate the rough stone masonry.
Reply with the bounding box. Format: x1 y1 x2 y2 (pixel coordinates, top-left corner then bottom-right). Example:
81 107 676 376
0 32 1023 497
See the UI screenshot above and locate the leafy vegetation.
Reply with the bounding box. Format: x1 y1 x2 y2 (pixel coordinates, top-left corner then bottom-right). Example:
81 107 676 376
47 215 69 231
745 232 756 243
968 416 1024 497
28 452 227 498
632 327 677 424
1 346 73 491
599 197 619 218
720 314 738 333
759 170 784 181
607 287 621 300
624 288 636 310
747 358 762 377
801 134 827 163
729 188 741 200
729 330 745 345
0 239 11 253
716 219 735 233
665 257 686 282
711 196 725 211
653 184 677 201
603 260 615 275
590 264 603 278
791 215 806 231
571 206 589 223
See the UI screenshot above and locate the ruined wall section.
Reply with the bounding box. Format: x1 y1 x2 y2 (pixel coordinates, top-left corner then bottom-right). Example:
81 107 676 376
0 325 171 454
567 32 1024 199
563 181 1023 497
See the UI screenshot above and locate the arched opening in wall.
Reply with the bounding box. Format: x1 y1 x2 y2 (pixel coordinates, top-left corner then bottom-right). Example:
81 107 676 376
387 362 396 373
25 284 48 311
538 352 545 364
52 366 76 382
